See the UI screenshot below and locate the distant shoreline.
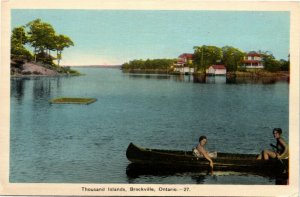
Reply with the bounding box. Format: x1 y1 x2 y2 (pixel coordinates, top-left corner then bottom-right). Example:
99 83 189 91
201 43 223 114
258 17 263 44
68 65 122 68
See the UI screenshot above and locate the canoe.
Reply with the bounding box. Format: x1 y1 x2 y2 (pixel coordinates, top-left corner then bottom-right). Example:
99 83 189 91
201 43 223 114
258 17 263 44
126 143 288 176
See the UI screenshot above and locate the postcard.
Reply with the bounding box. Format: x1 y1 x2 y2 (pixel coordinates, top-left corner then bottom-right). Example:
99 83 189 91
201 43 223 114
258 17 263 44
0 0 299 196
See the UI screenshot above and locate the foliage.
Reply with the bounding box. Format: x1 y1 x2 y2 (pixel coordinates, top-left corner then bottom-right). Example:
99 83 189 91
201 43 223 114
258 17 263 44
279 59 289 71
193 45 223 72
54 34 74 66
11 43 33 62
260 52 282 72
221 46 245 72
26 19 56 56
11 26 28 45
122 59 175 70
11 26 32 61
55 66 81 75
192 46 288 73
11 18 74 66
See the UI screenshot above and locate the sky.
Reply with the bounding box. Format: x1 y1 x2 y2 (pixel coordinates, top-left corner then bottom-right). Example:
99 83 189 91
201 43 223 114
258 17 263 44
11 10 290 66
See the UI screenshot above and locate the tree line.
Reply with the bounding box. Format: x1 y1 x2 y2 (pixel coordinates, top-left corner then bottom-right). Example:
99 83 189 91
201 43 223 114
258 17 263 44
11 19 74 66
194 45 289 72
122 45 289 72
122 59 175 70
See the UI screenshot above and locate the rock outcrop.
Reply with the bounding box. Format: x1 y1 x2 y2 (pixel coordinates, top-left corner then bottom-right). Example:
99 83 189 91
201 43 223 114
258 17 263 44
21 62 58 76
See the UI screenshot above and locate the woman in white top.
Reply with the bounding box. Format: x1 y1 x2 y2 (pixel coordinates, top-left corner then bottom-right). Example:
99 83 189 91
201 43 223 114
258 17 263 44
193 136 217 169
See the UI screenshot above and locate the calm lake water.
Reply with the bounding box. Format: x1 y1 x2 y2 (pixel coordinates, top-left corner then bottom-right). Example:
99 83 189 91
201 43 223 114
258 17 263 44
10 67 289 184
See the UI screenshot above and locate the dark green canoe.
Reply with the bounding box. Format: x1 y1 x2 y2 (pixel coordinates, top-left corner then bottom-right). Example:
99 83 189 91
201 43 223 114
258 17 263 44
126 143 288 176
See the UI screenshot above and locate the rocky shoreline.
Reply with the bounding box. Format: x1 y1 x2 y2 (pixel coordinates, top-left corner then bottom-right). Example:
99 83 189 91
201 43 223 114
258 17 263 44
11 60 81 77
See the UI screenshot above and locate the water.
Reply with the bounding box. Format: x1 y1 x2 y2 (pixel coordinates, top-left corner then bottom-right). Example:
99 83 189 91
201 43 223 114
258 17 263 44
10 67 289 184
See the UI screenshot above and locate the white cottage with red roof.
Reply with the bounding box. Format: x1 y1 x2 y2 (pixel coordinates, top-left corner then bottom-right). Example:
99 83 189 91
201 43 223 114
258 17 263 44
242 52 264 69
174 53 194 74
206 65 227 75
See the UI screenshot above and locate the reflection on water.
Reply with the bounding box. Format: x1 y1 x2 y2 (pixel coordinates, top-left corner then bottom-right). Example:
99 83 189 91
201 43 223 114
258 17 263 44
126 163 288 185
206 76 227 84
226 75 289 84
191 74 289 84
126 170 282 185
11 78 27 103
11 77 64 103
121 72 289 84
124 73 171 80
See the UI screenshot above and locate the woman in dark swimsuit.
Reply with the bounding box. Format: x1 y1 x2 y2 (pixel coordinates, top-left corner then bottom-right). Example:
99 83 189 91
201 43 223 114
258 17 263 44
257 128 288 160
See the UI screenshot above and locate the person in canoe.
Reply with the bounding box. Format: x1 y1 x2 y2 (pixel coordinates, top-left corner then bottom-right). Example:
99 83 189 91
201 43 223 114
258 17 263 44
257 128 288 160
193 136 217 169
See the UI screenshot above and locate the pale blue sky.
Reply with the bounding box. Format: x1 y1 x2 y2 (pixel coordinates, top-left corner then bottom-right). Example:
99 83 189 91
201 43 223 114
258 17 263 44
11 10 290 66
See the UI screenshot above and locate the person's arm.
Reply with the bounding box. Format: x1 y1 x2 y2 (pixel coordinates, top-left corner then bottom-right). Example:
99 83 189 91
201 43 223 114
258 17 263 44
198 147 213 168
270 143 278 151
277 138 288 159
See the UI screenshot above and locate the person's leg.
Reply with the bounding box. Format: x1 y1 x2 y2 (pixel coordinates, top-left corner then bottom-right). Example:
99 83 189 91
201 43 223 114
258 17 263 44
257 153 262 160
263 150 277 160
257 150 265 160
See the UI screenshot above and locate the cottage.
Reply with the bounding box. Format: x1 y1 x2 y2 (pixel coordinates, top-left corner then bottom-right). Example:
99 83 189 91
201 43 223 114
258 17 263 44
178 53 194 64
174 53 194 74
206 65 227 75
242 52 264 69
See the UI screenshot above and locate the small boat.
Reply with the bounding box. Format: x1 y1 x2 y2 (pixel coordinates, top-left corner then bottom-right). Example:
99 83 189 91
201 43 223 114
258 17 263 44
126 143 288 177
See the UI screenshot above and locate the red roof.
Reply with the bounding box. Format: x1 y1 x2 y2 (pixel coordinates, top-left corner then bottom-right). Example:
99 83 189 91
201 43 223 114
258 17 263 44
247 52 261 57
211 65 226 70
179 53 194 59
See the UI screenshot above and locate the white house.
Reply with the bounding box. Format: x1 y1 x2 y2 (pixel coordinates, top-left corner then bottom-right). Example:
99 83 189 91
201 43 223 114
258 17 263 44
206 65 227 75
242 52 264 69
173 53 194 74
174 66 195 74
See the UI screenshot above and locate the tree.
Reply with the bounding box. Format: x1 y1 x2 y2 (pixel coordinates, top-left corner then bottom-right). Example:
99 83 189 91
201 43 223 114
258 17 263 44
121 59 174 70
26 19 56 62
193 45 222 72
221 46 245 72
11 26 32 61
11 26 28 45
260 51 281 72
24 19 74 66
54 35 74 66
279 59 289 71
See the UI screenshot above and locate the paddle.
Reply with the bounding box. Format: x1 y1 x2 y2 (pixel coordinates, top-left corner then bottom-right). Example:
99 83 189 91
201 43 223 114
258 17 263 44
276 155 288 174
270 144 288 173
209 161 214 175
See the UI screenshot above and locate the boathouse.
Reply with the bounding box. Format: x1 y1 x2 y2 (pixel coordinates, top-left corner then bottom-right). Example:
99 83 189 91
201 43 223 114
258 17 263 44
173 53 194 74
206 65 227 75
242 51 264 69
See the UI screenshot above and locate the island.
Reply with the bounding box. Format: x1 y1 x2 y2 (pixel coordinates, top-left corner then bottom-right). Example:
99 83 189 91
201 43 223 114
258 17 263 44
121 46 290 82
11 18 80 77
